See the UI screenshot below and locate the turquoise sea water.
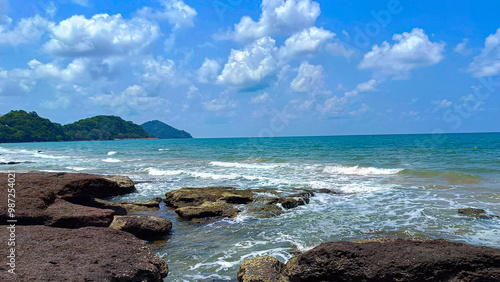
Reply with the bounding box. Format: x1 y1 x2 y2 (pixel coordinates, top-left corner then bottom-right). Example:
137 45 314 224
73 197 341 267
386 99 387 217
1 133 500 281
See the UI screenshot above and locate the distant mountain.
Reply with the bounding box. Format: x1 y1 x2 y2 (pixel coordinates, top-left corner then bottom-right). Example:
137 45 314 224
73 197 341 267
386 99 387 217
64 116 154 141
0 111 155 143
0 110 66 143
141 120 193 139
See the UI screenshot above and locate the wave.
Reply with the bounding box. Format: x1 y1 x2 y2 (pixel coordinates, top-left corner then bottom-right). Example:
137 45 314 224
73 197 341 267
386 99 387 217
102 158 121 163
65 166 90 171
323 165 403 176
398 169 482 184
107 151 117 155
210 161 282 169
158 149 170 151
147 168 185 176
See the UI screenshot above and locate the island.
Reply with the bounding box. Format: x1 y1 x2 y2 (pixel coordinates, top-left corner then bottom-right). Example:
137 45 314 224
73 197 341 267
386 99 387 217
0 110 192 143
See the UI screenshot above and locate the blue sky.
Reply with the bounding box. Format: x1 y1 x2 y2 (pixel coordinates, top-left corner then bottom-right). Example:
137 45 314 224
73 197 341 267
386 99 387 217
0 0 499 138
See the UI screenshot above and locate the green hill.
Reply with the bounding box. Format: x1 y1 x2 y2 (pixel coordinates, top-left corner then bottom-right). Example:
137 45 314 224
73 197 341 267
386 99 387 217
64 116 154 141
141 120 193 139
0 110 66 143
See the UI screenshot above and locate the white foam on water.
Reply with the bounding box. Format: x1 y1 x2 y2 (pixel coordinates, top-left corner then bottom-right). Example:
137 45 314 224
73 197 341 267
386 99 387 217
65 166 90 171
210 161 281 169
323 165 403 176
102 158 121 163
146 167 185 176
158 148 170 151
33 152 68 159
107 151 117 155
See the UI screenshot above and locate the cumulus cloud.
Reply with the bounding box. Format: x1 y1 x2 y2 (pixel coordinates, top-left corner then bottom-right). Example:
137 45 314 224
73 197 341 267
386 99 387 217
138 0 197 29
454 39 471 55
219 0 320 43
0 15 54 46
279 27 334 60
318 79 377 115
217 37 279 89
141 56 187 90
203 97 238 111
251 92 271 103
197 58 221 83
290 61 324 93
359 28 445 79
467 28 500 77
90 84 169 114
43 14 159 57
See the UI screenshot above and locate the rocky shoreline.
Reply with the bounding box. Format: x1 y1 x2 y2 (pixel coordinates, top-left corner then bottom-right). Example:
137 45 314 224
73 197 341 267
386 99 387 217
1 172 499 281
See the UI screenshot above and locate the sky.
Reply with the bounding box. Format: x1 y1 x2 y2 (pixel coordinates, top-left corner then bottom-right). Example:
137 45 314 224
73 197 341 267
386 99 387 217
0 0 499 138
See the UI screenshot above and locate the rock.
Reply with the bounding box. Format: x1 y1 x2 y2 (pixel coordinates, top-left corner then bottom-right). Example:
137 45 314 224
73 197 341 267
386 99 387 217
458 207 499 219
89 197 162 215
110 216 172 240
0 161 35 165
164 187 254 223
103 175 137 191
45 199 115 228
0 226 168 281
0 173 136 228
279 238 500 281
238 256 284 282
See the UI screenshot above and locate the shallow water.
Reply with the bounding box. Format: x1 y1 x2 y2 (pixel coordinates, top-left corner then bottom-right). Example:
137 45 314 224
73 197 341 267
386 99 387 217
1 133 499 281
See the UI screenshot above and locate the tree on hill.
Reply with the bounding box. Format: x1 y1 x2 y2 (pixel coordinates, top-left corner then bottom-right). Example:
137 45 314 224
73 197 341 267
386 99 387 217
63 115 154 141
141 120 193 139
0 110 66 143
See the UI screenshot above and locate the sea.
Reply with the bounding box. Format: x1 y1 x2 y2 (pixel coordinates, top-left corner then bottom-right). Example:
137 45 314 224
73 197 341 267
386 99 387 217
1 133 499 281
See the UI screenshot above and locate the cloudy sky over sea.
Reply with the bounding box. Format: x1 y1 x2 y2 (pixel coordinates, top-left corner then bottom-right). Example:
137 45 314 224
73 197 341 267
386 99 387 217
0 0 499 137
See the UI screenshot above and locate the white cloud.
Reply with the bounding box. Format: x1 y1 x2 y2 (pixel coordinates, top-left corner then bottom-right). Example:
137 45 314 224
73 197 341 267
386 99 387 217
432 99 452 108
318 79 377 115
28 59 87 82
359 28 445 79
90 84 169 114
141 57 177 89
217 37 279 89
279 27 334 60
203 98 238 111
186 85 199 98
467 28 500 77
290 61 324 93
71 0 89 7
197 58 221 83
0 15 54 46
251 92 271 103
454 39 471 55
220 0 321 43
44 14 159 57
0 0 11 29
349 104 369 116
138 0 197 29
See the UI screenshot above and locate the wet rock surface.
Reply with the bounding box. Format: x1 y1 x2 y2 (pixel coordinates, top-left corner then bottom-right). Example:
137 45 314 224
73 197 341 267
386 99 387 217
458 207 500 219
89 197 162 215
238 238 500 282
164 187 254 223
237 256 284 282
110 215 172 240
0 173 136 227
0 226 169 281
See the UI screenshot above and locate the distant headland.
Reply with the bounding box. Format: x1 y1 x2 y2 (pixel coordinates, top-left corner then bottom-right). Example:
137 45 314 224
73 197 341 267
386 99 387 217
0 110 193 143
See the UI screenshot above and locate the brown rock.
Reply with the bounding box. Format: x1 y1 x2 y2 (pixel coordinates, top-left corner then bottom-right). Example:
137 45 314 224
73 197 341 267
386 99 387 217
90 197 162 215
280 238 500 281
0 226 168 281
238 256 284 282
458 207 499 219
45 199 115 228
110 216 172 240
164 187 254 223
0 173 136 228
